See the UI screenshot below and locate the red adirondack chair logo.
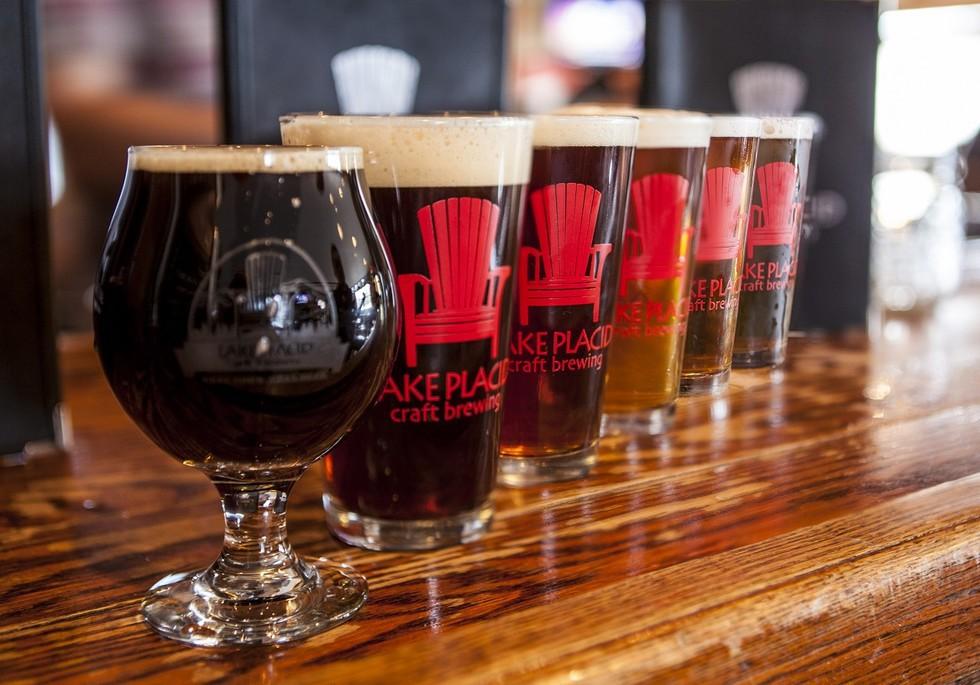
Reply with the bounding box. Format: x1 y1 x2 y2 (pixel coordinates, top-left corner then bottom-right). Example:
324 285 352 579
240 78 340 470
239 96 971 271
745 161 802 258
696 166 745 262
618 173 691 295
397 197 511 368
517 182 611 325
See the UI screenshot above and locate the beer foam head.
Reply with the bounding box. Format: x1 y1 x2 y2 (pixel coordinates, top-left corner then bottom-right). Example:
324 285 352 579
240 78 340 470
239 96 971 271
760 116 814 140
710 116 762 138
129 145 363 173
280 114 533 188
554 104 711 149
531 114 638 148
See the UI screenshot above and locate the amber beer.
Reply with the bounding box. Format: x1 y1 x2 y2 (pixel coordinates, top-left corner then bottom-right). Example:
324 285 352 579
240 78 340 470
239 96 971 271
282 114 532 549
598 109 711 434
733 117 813 368
680 117 760 394
498 115 637 486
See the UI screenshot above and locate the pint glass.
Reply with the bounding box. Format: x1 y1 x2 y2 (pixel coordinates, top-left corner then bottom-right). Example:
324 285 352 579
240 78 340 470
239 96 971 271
498 114 637 486
282 114 532 549
599 109 711 434
680 116 760 394
732 117 813 368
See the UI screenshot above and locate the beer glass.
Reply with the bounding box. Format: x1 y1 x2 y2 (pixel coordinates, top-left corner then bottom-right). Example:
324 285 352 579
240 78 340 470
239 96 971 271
593 108 712 435
281 114 532 549
733 117 814 368
94 146 398 646
498 114 636 486
680 116 760 394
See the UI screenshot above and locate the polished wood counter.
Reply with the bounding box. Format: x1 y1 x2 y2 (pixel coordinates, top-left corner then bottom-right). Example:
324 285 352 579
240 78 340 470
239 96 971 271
3 287 980 684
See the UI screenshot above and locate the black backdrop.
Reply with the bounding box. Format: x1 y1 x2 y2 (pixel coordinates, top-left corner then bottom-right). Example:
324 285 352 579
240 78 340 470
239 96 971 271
221 0 508 144
0 0 59 456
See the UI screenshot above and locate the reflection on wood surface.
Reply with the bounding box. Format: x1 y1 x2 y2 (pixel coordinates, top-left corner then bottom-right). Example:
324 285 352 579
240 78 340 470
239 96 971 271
2 287 980 683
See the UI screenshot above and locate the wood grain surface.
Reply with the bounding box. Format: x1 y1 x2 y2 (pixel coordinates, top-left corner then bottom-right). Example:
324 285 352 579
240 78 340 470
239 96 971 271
2 286 980 684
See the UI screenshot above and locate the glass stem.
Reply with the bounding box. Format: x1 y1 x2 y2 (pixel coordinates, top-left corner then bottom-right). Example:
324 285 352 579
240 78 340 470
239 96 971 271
199 479 315 605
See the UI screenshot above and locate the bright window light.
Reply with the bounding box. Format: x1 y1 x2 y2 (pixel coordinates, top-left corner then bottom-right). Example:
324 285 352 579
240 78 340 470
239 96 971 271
876 6 980 156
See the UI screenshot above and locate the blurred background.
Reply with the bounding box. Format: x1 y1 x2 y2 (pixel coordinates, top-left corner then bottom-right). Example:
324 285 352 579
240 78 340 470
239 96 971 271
40 0 980 330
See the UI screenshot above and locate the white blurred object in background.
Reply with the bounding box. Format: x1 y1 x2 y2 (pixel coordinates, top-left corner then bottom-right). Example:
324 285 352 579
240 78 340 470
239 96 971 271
876 6 980 158
872 163 966 311
331 45 421 115
730 62 808 116
543 0 644 68
872 5 980 313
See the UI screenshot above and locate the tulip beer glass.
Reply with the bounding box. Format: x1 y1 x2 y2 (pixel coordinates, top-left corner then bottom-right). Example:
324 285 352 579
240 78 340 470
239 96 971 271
94 146 398 646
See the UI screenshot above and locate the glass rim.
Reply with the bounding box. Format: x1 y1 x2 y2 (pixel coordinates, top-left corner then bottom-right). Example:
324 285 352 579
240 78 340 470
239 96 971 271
758 116 815 140
279 112 534 129
555 103 710 124
531 113 640 148
127 144 364 173
707 115 763 138
531 113 639 124
552 104 712 148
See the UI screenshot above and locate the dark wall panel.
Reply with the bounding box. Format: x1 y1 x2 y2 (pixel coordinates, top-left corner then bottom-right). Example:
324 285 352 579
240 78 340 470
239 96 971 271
222 0 508 143
0 0 59 455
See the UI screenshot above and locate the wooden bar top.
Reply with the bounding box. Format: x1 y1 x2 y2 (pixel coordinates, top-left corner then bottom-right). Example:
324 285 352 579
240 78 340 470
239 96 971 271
3 286 980 684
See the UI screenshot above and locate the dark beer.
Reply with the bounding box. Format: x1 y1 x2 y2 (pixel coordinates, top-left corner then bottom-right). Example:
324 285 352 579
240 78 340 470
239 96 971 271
499 115 636 485
681 117 760 393
325 183 523 518
733 118 813 367
93 146 397 646
95 147 396 481
592 109 711 434
282 114 532 549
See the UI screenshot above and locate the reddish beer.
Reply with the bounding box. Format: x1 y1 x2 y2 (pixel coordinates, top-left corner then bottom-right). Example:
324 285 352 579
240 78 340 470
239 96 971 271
499 114 637 486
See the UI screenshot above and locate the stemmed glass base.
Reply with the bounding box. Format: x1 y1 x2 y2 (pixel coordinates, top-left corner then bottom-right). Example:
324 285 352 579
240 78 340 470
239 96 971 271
141 560 366 647
140 481 367 647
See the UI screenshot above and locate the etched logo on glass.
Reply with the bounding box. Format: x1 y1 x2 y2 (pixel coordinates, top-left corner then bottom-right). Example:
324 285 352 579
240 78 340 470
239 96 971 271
177 238 346 389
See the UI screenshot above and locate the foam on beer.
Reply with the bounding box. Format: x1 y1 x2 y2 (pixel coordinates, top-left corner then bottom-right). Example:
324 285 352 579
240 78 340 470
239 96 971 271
280 115 534 188
531 114 639 148
759 117 814 140
554 104 712 149
130 145 363 173
710 116 762 138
